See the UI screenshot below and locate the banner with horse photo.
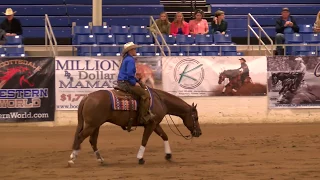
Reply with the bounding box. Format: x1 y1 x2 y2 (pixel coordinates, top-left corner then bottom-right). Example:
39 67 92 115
267 56 320 108
0 57 55 122
55 56 162 110
162 56 267 96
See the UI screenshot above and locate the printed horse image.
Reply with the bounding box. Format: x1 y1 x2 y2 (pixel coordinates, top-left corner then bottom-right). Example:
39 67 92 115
68 86 202 166
0 66 40 88
218 69 252 95
314 62 320 77
279 84 320 105
136 63 155 88
271 72 304 102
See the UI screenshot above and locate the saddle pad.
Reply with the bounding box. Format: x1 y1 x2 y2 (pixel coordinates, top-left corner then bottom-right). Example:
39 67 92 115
107 86 153 111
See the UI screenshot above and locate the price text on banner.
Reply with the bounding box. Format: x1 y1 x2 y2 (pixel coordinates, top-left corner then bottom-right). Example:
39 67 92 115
0 57 55 122
162 56 267 96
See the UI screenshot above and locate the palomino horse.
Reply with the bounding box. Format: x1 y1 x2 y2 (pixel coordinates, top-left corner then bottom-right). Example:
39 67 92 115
68 86 202 166
315 61 320 77
218 69 252 95
136 63 155 88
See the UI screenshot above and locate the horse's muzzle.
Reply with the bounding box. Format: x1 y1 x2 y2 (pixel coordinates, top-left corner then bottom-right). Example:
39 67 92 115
192 130 202 137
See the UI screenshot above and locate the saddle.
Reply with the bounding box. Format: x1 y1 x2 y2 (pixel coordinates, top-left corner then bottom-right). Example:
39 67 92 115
107 85 153 132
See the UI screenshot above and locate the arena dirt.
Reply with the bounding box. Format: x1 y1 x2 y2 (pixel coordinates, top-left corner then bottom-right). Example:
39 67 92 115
0 124 319 180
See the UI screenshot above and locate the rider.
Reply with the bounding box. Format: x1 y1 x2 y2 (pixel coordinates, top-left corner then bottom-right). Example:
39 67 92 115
294 57 307 87
117 42 155 124
238 58 250 84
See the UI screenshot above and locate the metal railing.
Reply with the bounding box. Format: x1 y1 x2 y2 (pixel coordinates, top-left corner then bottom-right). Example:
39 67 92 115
44 14 58 56
247 13 274 55
149 16 170 56
10 44 320 57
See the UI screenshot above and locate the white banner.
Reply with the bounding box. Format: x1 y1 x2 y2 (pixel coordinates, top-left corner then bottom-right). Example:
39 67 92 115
55 56 162 110
162 56 267 96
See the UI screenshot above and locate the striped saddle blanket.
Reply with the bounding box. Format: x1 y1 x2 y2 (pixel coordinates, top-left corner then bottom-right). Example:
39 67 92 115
107 86 153 111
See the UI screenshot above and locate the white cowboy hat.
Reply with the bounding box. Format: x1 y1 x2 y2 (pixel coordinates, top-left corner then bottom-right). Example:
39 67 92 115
121 42 139 56
295 57 303 62
3 8 16 16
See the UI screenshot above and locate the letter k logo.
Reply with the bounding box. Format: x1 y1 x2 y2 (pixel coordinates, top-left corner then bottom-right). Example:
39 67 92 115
178 64 203 83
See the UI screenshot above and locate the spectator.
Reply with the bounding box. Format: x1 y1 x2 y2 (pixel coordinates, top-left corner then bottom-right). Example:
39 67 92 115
170 12 189 35
212 10 228 34
149 12 171 35
1 8 23 36
189 9 209 35
275 8 299 55
313 11 320 33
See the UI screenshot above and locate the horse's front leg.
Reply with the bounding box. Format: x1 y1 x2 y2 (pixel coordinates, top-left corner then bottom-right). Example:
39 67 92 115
154 124 172 161
137 123 157 164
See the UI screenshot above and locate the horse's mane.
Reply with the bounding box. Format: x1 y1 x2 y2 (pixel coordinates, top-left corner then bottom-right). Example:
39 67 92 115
151 88 191 108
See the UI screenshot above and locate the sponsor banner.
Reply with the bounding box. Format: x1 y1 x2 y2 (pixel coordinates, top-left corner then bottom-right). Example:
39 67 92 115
162 56 267 96
0 57 55 122
267 56 320 108
55 56 162 110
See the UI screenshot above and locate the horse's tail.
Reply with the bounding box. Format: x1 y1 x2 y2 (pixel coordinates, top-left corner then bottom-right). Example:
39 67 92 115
72 94 88 150
77 95 88 133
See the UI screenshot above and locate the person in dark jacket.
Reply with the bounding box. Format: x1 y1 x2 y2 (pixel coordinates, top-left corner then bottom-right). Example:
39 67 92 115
1 8 23 36
275 8 299 55
117 42 155 124
238 58 250 84
212 10 228 34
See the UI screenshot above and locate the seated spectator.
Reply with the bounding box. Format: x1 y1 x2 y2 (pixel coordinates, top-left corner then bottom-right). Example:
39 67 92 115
170 12 189 35
189 9 209 35
212 10 228 34
149 12 171 35
313 11 320 33
1 8 23 36
275 8 299 55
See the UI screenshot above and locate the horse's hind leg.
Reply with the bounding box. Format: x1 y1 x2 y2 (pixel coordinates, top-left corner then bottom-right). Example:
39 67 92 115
89 127 104 164
68 125 96 165
154 124 172 161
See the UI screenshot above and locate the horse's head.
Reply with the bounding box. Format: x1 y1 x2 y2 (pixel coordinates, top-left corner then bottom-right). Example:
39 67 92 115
218 71 226 84
271 73 279 86
183 103 202 137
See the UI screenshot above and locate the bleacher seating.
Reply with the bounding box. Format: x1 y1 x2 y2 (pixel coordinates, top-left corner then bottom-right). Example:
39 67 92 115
0 0 163 39
1 0 319 56
209 1 320 56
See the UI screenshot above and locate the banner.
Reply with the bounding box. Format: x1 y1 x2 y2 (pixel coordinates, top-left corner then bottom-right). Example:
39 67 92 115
267 56 320 108
55 56 162 110
162 56 267 96
0 57 55 122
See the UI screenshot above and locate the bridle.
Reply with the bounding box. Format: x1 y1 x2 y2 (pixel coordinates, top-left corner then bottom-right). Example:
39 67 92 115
152 89 196 140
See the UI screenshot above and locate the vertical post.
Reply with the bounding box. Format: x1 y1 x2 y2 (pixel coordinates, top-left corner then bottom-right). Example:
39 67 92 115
92 0 102 26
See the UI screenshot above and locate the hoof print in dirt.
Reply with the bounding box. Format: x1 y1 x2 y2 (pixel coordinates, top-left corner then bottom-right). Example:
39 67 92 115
138 158 145 165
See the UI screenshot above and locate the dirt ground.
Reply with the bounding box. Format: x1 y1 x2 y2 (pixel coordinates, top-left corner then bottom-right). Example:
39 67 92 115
0 123 320 180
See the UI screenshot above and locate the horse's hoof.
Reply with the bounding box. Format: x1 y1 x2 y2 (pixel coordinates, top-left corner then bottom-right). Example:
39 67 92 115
97 158 104 164
165 154 172 161
67 160 74 167
138 158 145 165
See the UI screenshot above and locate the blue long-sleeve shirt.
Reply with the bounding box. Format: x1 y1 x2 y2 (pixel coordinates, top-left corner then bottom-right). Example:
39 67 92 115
117 55 138 86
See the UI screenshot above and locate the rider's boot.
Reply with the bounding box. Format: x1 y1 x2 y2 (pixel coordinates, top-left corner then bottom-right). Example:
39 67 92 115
138 98 155 124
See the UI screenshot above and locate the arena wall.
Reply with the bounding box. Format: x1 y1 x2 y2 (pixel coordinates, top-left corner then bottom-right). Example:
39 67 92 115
3 96 318 127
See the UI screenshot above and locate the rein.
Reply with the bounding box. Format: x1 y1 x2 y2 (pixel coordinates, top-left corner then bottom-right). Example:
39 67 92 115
152 89 193 140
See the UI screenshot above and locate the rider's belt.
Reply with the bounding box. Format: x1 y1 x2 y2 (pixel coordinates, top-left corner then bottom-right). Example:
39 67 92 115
117 80 127 83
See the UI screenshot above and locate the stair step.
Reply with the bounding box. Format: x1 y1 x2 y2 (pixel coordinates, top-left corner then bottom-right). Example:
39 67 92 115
165 6 208 12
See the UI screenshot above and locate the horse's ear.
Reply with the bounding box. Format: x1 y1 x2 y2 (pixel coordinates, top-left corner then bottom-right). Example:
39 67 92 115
192 102 194 107
195 104 197 108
